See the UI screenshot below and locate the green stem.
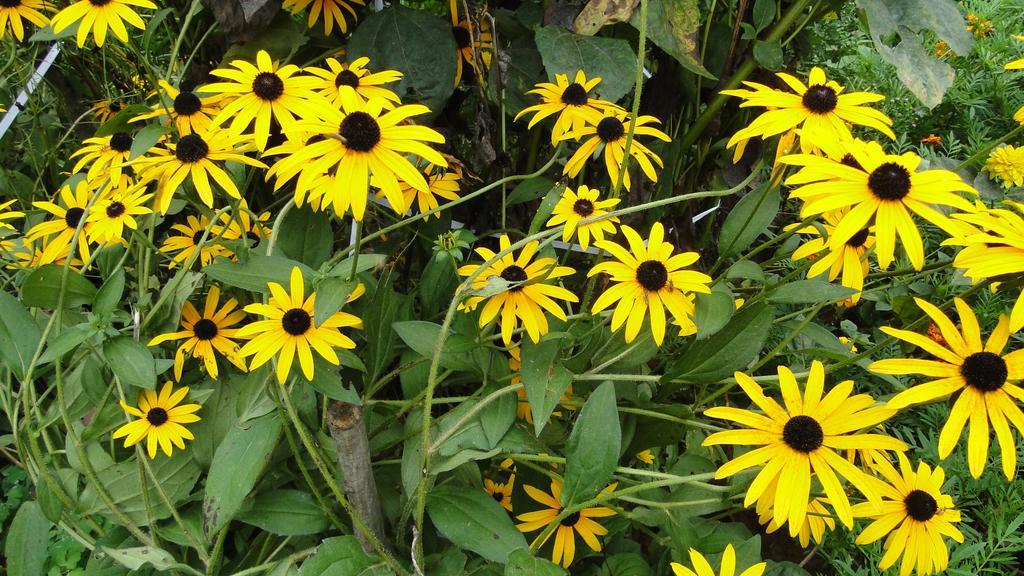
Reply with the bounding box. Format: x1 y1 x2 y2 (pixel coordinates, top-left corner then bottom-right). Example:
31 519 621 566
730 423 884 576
955 125 1024 172
348 220 364 281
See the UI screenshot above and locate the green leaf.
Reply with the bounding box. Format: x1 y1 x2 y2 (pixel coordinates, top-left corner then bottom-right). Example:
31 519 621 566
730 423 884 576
573 0 637 34
767 279 856 305
534 26 637 103
693 287 734 339
237 490 330 536
561 381 620 506
5 501 51 576
718 183 780 258
347 3 458 113
504 549 567 575
103 336 157 390
78 452 201 525
93 268 125 315
299 536 378 576
393 320 483 372
426 486 528 563
752 0 775 32
204 255 314 293
665 303 774 382
307 356 362 403
506 177 556 206
278 206 334 268
326 253 388 278
528 183 566 236
203 412 283 537
313 277 357 327
102 546 199 574
364 284 411 383
38 468 78 523
22 264 97 308
630 0 714 79
752 40 783 70
520 336 574 435
129 124 169 160
726 260 764 282
0 291 42 379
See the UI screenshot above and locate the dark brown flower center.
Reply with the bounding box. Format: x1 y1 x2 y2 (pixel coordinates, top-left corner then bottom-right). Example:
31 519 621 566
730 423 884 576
561 83 588 106
0 0 21 5
246 231 261 247
560 511 581 527
453 25 472 49
191 229 206 246
500 265 527 290
339 111 381 152
596 117 625 143
846 229 870 248
173 92 202 116
109 132 133 152
782 415 823 453
252 72 285 101
802 85 838 114
89 0 111 5
193 318 218 340
961 351 1007 392
867 162 912 201
281 308 312 335
146 407 169 426
108 101 122 112
175 134 209 163
491 491 504 502
573 198 595 217
635 260 668 292
105 201 126 218
64 207 85 229
904 489 938 522
334 70 360 88
840 153 863 170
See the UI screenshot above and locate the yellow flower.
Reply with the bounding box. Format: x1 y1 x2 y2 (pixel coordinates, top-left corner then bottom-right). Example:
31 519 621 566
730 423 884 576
985 145 1024 188
853 453 963 576
131 80 223 136
723 66 894 153
515 70 618 144
0 0 49 42
755 485 834 548
515 480 616 568
381 163 460 220
670 544 766 576
0 199 25 234
870 297 1024 479
562 109 670 192
237 267 364 383
26 180 95 265
590 222 711 345
158 213 233 269
50 0 155 47
71 131 142 182
703 360 906 535
789 209 873 306
148 286 248 381
449 0 493 86
545 185 619 250
113 382 201 459
1007 35 1024 70
282 0 365 36
457 234 577 345
214 201 272 249
635 449 655 464
85 184 152 246
306 56 402 108
483 476 514 512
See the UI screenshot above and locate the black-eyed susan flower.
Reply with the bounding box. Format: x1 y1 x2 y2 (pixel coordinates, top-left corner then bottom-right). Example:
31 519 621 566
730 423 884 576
449 0 492 86
0 199 25 233
135 129 267 213
516 480 616 568
515 71 617 144
148 286 248 381
4 238 84 271
985 145 1024 188
457 234 578 345
203 50 336 152
26 181 95 265
382 163 460 220
50 0 155 48
1007 35 1024 70
852 453 963 576
670 544 766 576
703 360 906 535
215 200 272 249
589 222 711 345
92 99 125 124
113 381 201 459
781 145 977 270
756 485 834 548
562 110 670 192
86 184 152 246
306 56 402 108
723 67 895 153
545 185 619 250
0 0 48 42
131 81 222 136
71 131 140 182
158 213 232 269
237 267 364 384
484 477 514 512
869 297 1024 479
789 209 873 306
282 0 364 36
273 94 446 220
635 449 655 465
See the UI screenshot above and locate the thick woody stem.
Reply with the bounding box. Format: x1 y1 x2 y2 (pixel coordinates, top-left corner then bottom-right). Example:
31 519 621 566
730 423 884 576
327 400 388 554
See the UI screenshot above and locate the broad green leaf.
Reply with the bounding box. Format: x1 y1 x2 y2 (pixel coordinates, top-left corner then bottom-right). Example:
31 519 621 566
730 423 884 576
38 468 78 523
694 287 735 339
192 379 242 468
528 183 567 235
718 183 780 258
93 268 125 315
630 0 713 79
562 381 620 506
364 284 411 383
22 264 97 308
534 26 637 103
5 501 51 576
103 336 157 390
298 536 377 576
418 254 458 316
767 279 856 305
278 206 333 268
478 384 517 447
665 303 774 382
204 254 314 293
347 3 458 113
78 451 201 525
764 561 813 576
426 486 528 563
0 291 42 379
726 260 764 281
605 554 652 575
504 549 567 575
753 0 775 32
203 412 283 536
520 336 574 435
307 356 362 404
573 0 637 34
506 177 556 206
237 490 330 536
393 320 483 372
91 105 152 136
313 277 357 327
752 40 782 70
102 546 198 574
129 124 168 160
326 253 388 278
